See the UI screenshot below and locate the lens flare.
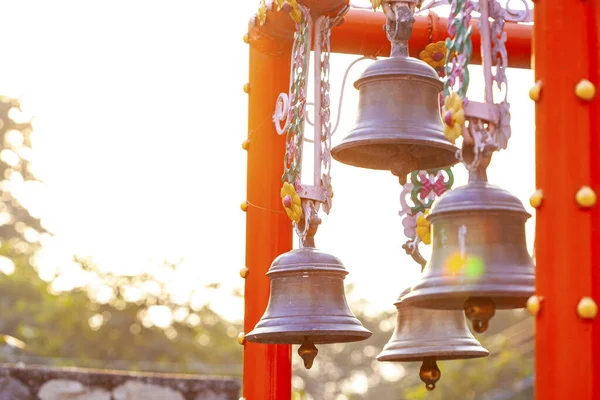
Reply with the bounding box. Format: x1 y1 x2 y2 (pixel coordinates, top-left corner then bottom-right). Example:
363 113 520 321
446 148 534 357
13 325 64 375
465 256 485 278
446 252 466 275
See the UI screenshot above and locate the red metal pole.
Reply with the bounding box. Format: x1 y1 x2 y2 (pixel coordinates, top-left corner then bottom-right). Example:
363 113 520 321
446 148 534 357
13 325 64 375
589 0 600 392
243 36 293 400
534 1 599 399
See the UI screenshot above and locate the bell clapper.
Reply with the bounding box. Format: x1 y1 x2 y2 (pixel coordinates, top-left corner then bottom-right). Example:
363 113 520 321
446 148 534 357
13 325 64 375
464 297 496 333
298 337 319 369
419 357 441 391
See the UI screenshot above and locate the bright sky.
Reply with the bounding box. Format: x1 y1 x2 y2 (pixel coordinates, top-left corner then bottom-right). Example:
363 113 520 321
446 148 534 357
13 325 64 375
0 1 534 322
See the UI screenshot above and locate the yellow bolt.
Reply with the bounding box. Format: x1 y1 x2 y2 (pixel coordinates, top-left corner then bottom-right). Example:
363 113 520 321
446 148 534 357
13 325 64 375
243 33 249 44
237 332 246 345
526 295 542 317
241 201 249 212
576 186 597 208
242 139 250 151
577 297 598 320
529 189 544 209
575 79 596 101
529 80 542 102
240 267 249 279
243 83 251 94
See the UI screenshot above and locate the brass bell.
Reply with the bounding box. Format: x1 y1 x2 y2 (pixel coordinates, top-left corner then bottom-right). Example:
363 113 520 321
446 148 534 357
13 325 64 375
378 288 489 391
245 245 372 369
401 167 535 333
331 2 457 181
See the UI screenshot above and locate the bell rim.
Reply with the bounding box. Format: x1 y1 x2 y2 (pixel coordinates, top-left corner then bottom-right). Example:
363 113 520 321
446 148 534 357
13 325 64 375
376 346 489 362
401 286 535 310
245 328 372 345
331 138 459 172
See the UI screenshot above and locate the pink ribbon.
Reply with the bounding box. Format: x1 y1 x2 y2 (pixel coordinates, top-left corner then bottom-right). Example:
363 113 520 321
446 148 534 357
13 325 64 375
419 173 447 199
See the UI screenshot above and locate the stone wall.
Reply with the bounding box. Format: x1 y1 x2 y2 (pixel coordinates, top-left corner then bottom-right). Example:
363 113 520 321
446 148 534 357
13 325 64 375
0 364 241 400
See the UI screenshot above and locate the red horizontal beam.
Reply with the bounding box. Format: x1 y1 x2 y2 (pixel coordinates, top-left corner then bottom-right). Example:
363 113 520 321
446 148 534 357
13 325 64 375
250 8 531 69
330 10 532 69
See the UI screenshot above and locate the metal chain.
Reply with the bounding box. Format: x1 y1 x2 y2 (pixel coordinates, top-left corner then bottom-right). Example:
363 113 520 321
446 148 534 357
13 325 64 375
319 16 334 215
275 6 312 188
443 0 474 98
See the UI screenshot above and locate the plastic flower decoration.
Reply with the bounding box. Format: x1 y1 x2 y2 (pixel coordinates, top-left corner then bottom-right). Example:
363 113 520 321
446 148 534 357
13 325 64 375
419 42 448 76
281 182 303 223
275 0 302 23
257 0 268 26
442 92 465 143
416 210 431 245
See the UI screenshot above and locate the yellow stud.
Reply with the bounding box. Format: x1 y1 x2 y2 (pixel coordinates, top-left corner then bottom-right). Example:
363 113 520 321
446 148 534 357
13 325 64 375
240 267 249 279
526 295 542 317
242 139 250 151
237 332 246 345
576 186 597 208
241 201 249 212
243 33 249 44
529 80 542 102
243 83 251 94
575 79 596 101
529 189 544 209
577 297 598 320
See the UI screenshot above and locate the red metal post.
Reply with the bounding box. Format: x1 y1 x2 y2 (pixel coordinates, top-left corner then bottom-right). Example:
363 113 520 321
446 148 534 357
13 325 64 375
534 1 599 399
243 36 293 400
592 1 600 391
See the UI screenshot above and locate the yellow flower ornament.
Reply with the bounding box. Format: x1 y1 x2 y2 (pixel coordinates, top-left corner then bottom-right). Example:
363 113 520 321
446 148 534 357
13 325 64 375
370 0 382 10
257 0 268 25
419 42 448 70
442 92 465 143
275 0 302 23
416 210 431 245
281 182 303 223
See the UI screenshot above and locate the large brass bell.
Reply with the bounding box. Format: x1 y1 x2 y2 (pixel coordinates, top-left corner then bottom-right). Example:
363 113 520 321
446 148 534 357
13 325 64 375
331 2 457 181
378 288 489 391
245 244 372 369
401 165 535 333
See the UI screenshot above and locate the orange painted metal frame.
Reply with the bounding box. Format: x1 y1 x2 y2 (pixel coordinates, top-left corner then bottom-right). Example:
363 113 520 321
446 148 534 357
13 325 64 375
242 6 584 400
534 1 599 399
244 37 293 400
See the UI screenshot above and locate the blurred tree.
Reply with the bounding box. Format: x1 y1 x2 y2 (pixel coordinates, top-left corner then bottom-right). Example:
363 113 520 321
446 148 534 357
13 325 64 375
0 245 243 375
0 96 242 376
0 97 46 244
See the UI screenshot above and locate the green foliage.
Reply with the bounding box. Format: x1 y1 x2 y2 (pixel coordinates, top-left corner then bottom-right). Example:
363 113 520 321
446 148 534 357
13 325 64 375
0 243 243 375
0 96 242 375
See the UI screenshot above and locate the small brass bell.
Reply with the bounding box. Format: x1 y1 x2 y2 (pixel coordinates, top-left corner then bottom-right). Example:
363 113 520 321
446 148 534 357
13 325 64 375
245 245 372 369
402 164 535 333
331 2 457 182
378 288 489 391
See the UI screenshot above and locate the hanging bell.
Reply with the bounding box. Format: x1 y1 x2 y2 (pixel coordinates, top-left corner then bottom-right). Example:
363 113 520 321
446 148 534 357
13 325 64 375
378 288 489 391
245 245 372 369
401 166 535 333
331 2 457 181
